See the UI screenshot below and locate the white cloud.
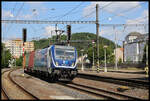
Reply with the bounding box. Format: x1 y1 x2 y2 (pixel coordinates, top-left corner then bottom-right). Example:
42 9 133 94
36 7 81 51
83 2 141 18
2 10 14 18
43 25 61 38
142 9 148 16
99 24 148 46
26 2 43 6
26 2 46 15
100 28 113 36
23 14 33 19
100 9 148 43
126 9 148 24
18 9 40 20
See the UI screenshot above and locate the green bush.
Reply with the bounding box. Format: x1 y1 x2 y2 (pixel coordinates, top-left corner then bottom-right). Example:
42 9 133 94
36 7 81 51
16 56 23 66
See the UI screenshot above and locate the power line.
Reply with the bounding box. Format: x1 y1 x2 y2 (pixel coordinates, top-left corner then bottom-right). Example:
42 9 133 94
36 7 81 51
127 16 148 24
100 2 146 22
2 19 148 26
15 2 25 19
78 9 95 21
99 2 113 10
2 20 96 24
56 2 84 20
78 2 113 21
42 3 87 21
102 10 148 24
100 23 148 27
3 3 17 41
5 3 25 34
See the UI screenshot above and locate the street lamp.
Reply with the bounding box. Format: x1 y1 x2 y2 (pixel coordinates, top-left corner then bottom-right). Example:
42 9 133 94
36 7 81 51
80 49 84 71
92 41 95 70
104 45 108 72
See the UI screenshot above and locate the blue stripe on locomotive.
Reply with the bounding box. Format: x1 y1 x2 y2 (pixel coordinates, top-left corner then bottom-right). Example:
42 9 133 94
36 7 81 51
50 45 77 69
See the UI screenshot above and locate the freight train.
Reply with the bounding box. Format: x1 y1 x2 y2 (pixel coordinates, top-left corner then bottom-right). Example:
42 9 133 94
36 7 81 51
24 45 78 81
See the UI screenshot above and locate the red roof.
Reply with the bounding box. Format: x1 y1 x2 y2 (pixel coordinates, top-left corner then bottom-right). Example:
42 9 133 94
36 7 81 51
120 48 124 52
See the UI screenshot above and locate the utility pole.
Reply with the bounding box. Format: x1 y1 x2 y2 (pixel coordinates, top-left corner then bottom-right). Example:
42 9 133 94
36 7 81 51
146 43 148 65
104 45 108 72
22 28 27 76
55 24 58 42
50 30 52 45
122 41 125 62
144 25 148 66
96 4 100 71
92 41 95 70
114 26 118 70
81 49 84 71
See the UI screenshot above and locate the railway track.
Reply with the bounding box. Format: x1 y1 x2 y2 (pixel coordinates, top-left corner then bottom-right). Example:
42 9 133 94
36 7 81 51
77 73 149 89
57 81 143 100
2 84 10 100
1 69 39 100
1 69 13 100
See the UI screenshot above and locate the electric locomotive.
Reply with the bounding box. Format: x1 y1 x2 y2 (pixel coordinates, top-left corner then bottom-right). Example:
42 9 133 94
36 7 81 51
24 45 78 81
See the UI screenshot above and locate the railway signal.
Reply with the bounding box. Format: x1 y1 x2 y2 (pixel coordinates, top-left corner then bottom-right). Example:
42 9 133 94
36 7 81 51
23 28 27 42
22 28 27 77
67 25 71 45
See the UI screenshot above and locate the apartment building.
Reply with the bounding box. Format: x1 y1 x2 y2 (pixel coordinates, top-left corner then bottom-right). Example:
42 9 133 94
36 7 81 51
4 38 34 58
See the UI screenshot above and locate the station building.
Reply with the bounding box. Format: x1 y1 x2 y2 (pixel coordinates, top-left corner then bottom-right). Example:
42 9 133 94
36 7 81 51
123 32 148 63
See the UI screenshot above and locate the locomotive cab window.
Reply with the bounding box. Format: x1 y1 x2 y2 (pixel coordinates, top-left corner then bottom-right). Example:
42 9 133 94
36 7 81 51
55 47 75 60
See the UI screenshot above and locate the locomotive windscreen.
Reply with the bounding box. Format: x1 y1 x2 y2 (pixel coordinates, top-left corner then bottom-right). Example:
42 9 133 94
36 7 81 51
55 46 75 60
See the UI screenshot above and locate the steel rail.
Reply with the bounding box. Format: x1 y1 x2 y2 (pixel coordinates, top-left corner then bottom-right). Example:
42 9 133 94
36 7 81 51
2 68 39 100
77 73 149 89
8 69 39 100
1 69 12 100
57 82 119 100
1 88 10 100
69 82 144 100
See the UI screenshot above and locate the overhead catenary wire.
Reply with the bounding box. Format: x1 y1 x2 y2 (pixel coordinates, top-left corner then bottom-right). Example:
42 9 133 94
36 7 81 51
3 2 18 41
42 3 87 21
77 6 96 21
56 2 84 21
2 2 148 41
100 2 146 22
77 2 113 21
128 16 148 24
29 2 85 38
5 2 25 35
101 8 148 23
39 2 84 35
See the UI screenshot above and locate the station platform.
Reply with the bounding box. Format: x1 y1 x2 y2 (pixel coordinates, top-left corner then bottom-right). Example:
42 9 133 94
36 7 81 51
78 69 148 81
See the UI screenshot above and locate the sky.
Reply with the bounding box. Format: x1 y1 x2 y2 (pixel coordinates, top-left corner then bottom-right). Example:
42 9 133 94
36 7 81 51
2 1 149 46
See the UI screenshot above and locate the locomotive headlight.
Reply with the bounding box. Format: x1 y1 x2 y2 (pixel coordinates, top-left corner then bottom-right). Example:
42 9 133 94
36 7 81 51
56 62 59 66
72 63 75 67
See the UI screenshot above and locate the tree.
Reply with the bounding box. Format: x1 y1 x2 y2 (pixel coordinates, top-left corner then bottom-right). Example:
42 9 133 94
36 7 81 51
32 32 118 54
16 56 23 66
1 43 12 68
118 58 122 65
87 44 115 65
31 32 117 65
